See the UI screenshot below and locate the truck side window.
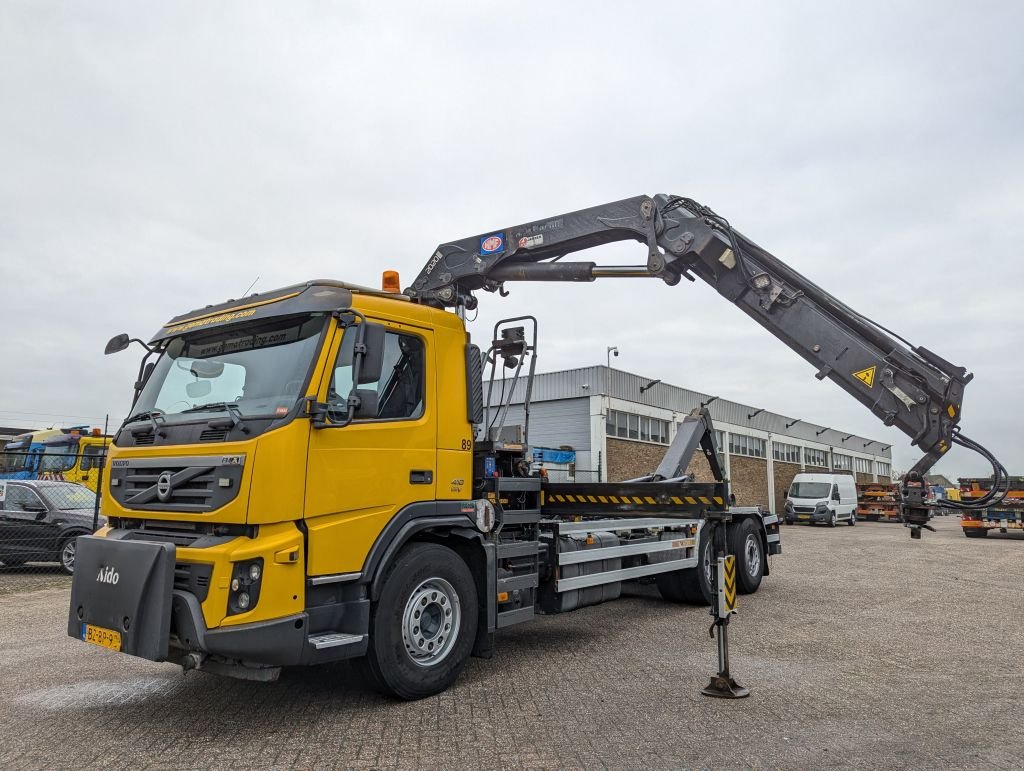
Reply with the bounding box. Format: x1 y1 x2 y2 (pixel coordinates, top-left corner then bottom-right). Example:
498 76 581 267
82 446 106 471
328 328 425 421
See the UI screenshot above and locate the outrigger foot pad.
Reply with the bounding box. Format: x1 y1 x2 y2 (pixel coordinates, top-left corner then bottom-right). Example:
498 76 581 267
702 674 750 699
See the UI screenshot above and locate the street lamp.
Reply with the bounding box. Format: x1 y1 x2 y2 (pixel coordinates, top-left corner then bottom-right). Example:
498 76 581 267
606 346 619 367
640 379 661 394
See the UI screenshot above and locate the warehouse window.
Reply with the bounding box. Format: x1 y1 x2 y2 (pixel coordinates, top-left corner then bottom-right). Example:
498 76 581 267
773 441 801 464
805 447 828 468
729 433 766 458
607 409 669 445
854 457 872 474
713 430 726 453
877 461 891 477
833 453 853 471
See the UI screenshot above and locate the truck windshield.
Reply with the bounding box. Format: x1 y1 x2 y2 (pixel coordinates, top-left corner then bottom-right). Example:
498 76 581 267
129 315 326 422
41 441 78 473
789 482 831 499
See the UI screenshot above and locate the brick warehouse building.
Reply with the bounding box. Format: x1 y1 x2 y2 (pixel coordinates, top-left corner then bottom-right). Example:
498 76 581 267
487 366 893 516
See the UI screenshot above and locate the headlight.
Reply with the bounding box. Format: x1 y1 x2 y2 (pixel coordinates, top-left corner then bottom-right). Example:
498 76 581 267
227 558 263 616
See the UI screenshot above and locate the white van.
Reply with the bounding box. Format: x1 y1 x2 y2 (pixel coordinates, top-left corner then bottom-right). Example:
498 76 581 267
784 473 858 527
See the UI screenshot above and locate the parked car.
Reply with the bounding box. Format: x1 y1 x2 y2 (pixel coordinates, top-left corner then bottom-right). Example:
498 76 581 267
784 473 858 527
0 480 103 574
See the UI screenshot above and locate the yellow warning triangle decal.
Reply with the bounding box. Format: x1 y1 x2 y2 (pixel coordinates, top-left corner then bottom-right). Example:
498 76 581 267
853 366 876 388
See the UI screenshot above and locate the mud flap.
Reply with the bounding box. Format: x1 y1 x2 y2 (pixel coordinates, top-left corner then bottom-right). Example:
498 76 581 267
68 536 176 661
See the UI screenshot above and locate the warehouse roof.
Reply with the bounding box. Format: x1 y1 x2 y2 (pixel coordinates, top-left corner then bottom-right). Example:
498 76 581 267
492 365 892 459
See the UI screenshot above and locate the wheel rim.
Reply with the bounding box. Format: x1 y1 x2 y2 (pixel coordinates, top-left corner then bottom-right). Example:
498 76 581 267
61 541 76 572
702 542 713 587
401 577 461 668
744 534 761 578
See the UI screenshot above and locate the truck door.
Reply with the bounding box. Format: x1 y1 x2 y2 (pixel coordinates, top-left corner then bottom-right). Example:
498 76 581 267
304 321 437 576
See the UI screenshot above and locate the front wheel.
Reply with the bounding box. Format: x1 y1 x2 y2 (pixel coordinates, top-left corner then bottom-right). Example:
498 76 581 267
59 536 78 575
848 512 857 526
362 543 478 700
829 512 837 528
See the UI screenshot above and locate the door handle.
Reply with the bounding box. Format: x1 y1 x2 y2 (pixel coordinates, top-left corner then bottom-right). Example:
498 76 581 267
409 470 433 485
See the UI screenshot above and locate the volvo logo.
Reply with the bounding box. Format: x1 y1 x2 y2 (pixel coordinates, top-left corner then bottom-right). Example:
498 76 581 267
156 471 174 502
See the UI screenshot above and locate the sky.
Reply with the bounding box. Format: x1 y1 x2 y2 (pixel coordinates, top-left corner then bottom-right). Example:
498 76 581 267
1 0 1022 477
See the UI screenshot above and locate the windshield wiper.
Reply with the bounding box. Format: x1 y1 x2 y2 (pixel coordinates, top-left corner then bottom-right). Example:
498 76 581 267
122 410 166 437
182 402 250 434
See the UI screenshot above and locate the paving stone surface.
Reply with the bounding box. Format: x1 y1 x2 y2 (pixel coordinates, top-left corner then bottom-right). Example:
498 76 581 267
0 517 1021 769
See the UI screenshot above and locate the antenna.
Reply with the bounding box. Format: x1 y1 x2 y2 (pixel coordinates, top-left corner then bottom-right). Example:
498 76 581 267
242 275 261 297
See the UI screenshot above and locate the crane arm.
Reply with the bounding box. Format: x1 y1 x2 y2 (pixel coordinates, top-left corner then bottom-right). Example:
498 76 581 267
405 194 1007 534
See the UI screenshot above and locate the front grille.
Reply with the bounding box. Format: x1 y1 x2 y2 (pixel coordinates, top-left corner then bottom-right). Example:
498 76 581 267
133 432 155 445
173 562 213 602
793 506 815 513
108 455 245 512
122 466 219 511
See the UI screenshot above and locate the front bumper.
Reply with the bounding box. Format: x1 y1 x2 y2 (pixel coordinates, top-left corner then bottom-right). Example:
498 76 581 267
786 509 831 524
69 535 369 669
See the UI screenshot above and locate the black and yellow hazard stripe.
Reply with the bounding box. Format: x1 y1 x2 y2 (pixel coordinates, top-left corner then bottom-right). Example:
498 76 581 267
723 554 737 613
542 482 728 516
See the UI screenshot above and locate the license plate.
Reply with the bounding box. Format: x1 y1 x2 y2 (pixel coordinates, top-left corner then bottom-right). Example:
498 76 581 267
798 514 810 520
82 623 122 652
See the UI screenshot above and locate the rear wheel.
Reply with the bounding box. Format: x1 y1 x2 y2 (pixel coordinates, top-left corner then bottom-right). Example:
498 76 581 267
728 518 764 595
656 526 713 605
963 528 988 538
362 543 477 700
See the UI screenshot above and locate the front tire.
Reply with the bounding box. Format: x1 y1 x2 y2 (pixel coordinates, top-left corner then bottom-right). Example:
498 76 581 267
58 536 78 575
963 528 988 538
848 512 857 526
363 543 478 700
728 518 764 595
829 512 837 528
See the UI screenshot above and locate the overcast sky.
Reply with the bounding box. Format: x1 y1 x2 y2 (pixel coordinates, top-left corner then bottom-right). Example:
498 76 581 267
1 0 1022 477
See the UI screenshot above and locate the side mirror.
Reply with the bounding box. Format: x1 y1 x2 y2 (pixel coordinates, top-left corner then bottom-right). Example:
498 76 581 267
186 380 212 399
104 333 131 355
832 489 841 502
22 502 46 514
358 322 386 384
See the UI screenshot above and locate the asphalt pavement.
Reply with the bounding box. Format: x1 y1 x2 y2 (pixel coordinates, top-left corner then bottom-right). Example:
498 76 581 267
0 516 1022 769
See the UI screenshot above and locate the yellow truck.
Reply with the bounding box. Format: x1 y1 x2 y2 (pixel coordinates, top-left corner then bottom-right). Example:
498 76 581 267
69 193 1002 698
39 429 109 491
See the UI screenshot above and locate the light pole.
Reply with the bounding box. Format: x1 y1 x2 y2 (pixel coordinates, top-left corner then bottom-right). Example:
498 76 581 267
606 346 619 367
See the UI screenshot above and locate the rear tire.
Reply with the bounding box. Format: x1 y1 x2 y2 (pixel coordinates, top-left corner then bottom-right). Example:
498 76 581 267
362 543 478 700
656 526 713 605
728 518 764 595
963 528 988 538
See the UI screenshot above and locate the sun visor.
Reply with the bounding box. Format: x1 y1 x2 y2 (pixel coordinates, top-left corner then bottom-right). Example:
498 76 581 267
149 282 355 344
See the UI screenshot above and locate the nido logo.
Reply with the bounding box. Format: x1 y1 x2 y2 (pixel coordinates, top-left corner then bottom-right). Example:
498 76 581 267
96 566 119 585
